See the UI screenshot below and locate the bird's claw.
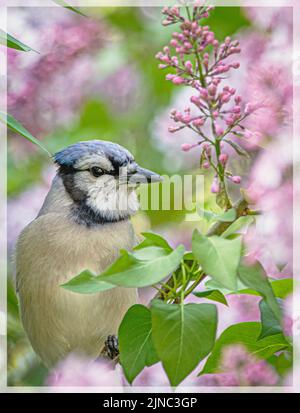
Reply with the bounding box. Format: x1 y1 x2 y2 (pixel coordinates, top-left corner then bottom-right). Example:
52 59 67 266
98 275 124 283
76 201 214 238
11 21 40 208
104 335 119 360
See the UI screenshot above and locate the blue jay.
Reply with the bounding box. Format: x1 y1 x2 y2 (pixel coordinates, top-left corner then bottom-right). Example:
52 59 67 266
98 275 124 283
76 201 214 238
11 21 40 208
15 140 162 367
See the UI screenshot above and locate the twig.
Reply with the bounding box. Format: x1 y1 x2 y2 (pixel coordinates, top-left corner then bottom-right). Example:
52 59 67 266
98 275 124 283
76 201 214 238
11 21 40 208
153 197 250 301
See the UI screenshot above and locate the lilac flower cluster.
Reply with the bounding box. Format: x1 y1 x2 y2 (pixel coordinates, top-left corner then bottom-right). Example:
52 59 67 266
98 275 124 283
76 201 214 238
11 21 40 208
8 10 106 139
220 344 279 386
197 344 279 386
156 4 259 202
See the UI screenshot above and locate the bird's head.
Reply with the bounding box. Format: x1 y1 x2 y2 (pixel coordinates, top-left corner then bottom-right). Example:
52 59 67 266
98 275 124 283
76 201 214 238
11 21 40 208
54 140 162 226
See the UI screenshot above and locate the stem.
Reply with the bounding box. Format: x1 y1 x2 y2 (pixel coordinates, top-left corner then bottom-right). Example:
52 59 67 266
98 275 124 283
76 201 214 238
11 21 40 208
153 198 250 302
215 138 232 209
184 273 206 299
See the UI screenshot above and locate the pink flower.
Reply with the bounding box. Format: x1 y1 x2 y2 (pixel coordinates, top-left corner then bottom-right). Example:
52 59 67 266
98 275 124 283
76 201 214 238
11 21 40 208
220 345 279 386
173 76 186 85
181 143 196 152
45 354 122 387
211 177 220 193
8 9 106 139
219 153 228 166
230 175 241 184
215 124 224 137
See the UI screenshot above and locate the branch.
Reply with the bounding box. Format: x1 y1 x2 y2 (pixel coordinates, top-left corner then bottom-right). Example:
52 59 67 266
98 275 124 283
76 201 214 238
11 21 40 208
153 197 250 301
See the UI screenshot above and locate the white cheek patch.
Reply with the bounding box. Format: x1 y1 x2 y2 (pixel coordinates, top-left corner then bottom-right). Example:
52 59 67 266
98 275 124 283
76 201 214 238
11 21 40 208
86 177 140 220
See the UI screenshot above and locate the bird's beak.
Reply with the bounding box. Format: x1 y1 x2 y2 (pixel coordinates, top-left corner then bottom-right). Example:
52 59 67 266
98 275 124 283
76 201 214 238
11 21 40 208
129 165 163 184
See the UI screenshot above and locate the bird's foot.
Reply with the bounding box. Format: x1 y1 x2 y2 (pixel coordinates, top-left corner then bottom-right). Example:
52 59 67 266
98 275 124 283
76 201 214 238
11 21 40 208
104 335 119 360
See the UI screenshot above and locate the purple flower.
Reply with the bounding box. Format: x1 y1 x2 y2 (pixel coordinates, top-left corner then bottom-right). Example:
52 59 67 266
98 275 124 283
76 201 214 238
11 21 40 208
220 344 279 386
45 354 122 387
155 5 262 194
8 8 106 139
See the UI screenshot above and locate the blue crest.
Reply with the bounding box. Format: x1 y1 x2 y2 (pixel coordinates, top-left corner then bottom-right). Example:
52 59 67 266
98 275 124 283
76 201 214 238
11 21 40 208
54 140 134 168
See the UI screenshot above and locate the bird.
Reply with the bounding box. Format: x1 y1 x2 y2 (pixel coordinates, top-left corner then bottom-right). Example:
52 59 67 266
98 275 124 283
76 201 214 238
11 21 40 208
15 140 162 368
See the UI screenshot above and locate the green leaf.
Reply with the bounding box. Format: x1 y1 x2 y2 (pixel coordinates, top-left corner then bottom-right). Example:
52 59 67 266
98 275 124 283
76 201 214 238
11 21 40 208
238 262 281 321
221 216 255 238
204 277 246 294
199 322 290 375
224 139 250 158
206 278 293 303
193 289 228 306
52 0 87 16
119 305 159 384
0 29 38 52
151 300 217 386
198 208 236 223
271 279 293 299
217 208 237 222
0 112 51 156
61 270 115 294
259 299 283 339
183 251 194 261
97 245 185 288
192 230 242 290
267 352 293 376
134 232 173 252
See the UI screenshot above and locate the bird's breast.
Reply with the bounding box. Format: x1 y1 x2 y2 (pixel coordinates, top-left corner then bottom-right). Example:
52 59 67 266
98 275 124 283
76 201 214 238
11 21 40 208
15 213 138 366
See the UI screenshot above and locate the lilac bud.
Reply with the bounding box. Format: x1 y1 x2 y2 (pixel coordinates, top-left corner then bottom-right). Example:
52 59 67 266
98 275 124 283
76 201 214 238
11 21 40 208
202 143 211 155
235 95 242 104
202 161 210 169
181 143 195 152
193 118 205 127
183 41 193 49
166 74 175 81
190 95 200 105
215 124 224 136
185 60 193 72
172 76 185 85
245 103 254 115
225 116 235 126
231 175 241 184
231 62 240 69
208 84 217 95
233 105 241 114
182 115 191 124
161 55 171 64
219 153 228 166
211 178 220 193
168 126 179 133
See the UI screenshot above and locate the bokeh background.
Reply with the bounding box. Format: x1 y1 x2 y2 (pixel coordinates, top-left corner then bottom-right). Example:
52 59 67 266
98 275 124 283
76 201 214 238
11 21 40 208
6 5 293 387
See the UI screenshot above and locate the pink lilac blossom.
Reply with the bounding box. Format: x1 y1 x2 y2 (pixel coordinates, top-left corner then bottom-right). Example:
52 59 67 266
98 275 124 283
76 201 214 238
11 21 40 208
229 6 293 150
45 354 122 387
198 345 279 386
154 5 261 193
7 8 106 139
244 6 293 42
244 133 293 277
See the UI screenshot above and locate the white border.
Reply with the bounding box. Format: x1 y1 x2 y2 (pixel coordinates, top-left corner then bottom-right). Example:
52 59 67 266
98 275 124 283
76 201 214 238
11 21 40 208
1 0 299 394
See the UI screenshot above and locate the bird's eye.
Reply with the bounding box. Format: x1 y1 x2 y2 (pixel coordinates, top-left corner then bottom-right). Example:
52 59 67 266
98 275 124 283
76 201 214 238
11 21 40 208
90 166 103 177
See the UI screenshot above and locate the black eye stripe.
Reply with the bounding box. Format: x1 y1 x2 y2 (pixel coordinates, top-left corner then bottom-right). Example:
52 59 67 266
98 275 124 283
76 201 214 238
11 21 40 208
71 162 135 177
90 166 104 177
